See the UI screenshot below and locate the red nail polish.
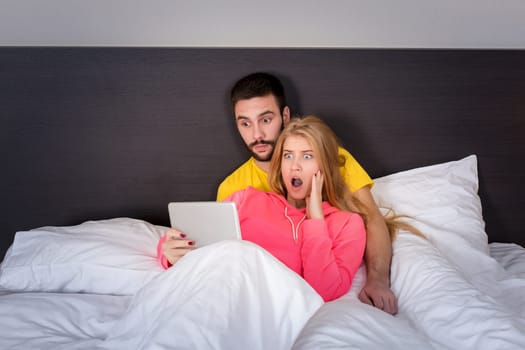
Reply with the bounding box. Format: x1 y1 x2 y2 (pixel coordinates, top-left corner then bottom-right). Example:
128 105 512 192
188 241 194 246
180 233 186 238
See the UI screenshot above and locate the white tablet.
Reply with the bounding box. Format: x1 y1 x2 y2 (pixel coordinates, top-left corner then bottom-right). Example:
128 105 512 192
168 201 242 247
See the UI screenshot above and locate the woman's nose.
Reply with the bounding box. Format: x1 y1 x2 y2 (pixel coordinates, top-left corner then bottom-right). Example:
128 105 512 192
291 158 301 170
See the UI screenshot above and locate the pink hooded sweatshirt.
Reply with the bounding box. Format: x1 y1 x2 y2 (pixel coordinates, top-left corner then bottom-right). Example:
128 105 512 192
157 187 366 302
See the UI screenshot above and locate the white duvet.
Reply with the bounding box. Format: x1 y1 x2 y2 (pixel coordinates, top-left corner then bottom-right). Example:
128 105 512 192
294 234 525 350
1 229 524 350
101 240 323 350
0 237 323 350
1 156 524 349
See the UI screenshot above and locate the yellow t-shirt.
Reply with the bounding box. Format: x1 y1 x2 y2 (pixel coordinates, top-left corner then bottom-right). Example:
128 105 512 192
216 147 373 201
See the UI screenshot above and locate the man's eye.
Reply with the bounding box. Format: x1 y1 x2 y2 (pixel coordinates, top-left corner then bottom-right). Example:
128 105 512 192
262 118 271 123
240 121 250 127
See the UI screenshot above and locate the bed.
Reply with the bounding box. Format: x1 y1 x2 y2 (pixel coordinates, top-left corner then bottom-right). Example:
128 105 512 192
1 48 525 349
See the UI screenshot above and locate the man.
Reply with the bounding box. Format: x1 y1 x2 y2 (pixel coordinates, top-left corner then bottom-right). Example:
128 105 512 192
217 72 397 315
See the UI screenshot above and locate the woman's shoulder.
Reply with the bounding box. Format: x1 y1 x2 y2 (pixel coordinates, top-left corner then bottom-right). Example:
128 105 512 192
324 205 364 224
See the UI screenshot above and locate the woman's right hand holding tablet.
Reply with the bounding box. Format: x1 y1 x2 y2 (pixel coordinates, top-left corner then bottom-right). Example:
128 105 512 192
161 228 195 266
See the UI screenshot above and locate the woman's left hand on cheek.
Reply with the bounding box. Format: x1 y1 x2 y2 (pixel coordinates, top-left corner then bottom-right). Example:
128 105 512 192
306 170 324 219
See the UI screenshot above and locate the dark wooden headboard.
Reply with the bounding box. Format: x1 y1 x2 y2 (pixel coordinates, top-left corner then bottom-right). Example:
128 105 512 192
2 48 524 259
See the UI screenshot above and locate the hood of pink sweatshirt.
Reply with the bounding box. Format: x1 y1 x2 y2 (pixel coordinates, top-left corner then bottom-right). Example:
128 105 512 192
263 189 341 217
234 187 340 245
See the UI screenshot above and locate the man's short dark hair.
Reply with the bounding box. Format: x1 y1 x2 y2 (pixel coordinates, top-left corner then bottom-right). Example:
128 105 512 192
230 72 287 114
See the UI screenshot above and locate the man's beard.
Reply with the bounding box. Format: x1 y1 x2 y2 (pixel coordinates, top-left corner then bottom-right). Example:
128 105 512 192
246 140 276 162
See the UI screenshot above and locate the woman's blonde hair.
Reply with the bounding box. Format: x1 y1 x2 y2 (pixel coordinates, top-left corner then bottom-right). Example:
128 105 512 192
268 115 424 240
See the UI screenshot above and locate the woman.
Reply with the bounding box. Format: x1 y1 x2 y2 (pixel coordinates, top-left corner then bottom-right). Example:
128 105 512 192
158 116 367 302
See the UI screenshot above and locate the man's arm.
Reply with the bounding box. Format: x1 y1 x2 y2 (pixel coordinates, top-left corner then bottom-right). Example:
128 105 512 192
352 186 398 315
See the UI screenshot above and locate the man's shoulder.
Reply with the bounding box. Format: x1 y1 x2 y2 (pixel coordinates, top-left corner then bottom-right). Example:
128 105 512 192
336 146 373 192
219 158 256 184
338 146 358 162
217 158 260 201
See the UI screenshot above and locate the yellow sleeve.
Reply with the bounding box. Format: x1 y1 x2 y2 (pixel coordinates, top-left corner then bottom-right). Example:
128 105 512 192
217 177 242 202
338 147 373 192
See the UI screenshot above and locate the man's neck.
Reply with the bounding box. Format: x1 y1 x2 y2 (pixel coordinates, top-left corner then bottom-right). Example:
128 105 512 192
253 159 271 173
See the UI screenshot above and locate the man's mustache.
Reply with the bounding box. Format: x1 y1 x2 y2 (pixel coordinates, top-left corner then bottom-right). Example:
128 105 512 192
249 140 275 148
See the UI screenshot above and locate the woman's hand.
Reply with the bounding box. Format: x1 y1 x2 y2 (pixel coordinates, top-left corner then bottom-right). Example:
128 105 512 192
306 170 324 220
161 228 195 266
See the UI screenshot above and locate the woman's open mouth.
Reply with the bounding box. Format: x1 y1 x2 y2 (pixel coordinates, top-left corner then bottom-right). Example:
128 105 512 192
291 178 303 187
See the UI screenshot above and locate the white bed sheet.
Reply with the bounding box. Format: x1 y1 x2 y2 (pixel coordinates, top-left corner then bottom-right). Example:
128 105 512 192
0 292 129 349
1 240 523 350
293 237 525 350
0 234 525 349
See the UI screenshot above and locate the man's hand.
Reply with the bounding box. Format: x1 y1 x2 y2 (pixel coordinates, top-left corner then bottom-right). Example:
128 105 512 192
351 186 397 315
358 277 398 315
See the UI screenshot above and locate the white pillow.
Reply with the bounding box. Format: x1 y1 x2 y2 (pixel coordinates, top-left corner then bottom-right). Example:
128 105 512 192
0 218 166 295
371 155 489 255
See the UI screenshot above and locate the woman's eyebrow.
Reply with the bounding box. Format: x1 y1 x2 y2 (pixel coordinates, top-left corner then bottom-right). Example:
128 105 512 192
283 149 313 152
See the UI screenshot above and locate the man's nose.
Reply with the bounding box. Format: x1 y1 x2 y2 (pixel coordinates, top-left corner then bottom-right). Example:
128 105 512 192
252 124 264 140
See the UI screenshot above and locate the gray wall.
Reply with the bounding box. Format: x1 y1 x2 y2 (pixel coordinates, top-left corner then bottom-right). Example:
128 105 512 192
1 0 524 48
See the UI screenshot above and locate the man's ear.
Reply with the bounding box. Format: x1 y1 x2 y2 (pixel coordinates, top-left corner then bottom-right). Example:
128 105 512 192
282 106 291 125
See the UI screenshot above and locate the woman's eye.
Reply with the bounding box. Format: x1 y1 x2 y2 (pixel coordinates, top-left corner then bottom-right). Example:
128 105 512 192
283 153 293 159
304 154 313 159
